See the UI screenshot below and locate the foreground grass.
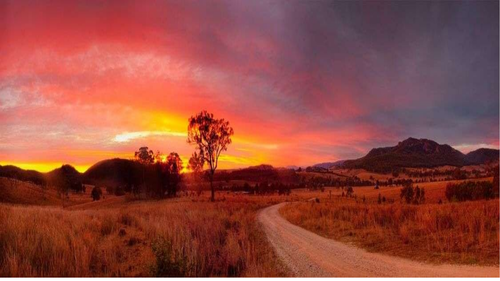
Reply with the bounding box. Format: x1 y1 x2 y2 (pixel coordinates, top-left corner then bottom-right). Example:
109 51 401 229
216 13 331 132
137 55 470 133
280 198 499 266
0 196 288 277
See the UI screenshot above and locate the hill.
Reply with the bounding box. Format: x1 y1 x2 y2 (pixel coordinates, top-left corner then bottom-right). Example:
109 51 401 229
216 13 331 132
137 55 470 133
342 138 498 172
83 158 142 188
0 177 62 205
0 165 46 185
464 148 499 165
214 164 299 183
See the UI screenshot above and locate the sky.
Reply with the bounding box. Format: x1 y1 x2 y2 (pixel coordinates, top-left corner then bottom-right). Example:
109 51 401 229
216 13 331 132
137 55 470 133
0 0 499 172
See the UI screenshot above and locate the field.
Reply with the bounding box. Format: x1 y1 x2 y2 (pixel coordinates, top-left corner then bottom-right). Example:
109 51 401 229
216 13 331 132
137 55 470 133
1 175 498 276
280 180 499 266
0 191 288 277
326 178 494 204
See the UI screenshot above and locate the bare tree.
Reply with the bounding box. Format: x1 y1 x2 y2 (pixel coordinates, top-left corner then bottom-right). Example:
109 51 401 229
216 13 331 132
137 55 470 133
187 111 234 201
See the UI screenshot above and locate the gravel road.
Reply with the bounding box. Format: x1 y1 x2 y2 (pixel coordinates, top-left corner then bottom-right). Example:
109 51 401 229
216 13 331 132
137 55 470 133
258 202 499 277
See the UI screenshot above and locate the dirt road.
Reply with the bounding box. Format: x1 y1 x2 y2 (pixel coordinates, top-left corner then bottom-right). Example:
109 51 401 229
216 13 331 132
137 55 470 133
258 203 499 277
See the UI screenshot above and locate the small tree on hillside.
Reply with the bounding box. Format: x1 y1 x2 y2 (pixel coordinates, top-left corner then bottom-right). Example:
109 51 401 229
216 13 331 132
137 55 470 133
187 111 234 201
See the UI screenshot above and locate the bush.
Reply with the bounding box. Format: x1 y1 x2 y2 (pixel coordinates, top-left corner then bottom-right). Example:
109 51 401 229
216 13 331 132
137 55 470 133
445 181 497 202
151 238 189 277
91 186 103 201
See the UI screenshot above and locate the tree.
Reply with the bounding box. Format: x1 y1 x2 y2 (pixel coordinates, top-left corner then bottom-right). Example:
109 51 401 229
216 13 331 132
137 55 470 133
134 146 155 195
400 182 414 203
165 152 183 197
50 164 82 207
147 151 183 198
188 151 205 196
135 147 154 164
187 111 234 201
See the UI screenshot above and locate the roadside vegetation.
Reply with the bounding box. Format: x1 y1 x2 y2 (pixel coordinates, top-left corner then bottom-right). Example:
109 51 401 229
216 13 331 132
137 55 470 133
280 178 499 266
0 195 287 277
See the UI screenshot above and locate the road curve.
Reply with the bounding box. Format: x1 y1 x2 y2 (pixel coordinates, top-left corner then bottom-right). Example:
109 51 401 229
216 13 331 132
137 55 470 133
258 202 499 277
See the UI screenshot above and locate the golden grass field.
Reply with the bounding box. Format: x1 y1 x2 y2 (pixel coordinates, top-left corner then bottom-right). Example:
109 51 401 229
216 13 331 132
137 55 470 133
0 175 498 276
280 179 499 266
0 191 289 277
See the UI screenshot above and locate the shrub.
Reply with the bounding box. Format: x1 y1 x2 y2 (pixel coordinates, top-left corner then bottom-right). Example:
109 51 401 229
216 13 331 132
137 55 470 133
151 238 189 277
91 186 103 201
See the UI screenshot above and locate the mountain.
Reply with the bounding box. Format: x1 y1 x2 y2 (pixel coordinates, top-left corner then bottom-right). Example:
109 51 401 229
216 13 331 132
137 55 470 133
465 148 499 165
342 138 498 172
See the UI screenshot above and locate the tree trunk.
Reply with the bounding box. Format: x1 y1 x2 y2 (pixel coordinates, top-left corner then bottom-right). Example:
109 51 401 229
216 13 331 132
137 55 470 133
210 172 215 202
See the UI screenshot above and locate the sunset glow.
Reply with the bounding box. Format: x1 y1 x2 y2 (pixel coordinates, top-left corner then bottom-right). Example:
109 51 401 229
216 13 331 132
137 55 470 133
1 0 498 172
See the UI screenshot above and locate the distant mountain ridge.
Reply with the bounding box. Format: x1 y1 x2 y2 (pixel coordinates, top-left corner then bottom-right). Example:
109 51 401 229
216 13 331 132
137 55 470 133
313 160 346 169
340 138 498 172
1 138 498 186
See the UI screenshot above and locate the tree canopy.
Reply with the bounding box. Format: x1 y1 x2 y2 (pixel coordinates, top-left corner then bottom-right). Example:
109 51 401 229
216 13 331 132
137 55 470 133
187 111 234 201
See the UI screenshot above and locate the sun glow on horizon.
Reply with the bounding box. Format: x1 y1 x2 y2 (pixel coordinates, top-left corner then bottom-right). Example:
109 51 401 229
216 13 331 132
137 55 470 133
0 162 91 173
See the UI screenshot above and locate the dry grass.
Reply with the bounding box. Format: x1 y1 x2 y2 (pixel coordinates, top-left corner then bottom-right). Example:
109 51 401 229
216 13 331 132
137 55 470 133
2 175 498 276
0 195 288 277
317 178 494 204
280 198 499 265
0 177 99 207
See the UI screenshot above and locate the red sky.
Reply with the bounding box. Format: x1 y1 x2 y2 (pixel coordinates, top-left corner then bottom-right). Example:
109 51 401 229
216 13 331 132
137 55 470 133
1 0 498 172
